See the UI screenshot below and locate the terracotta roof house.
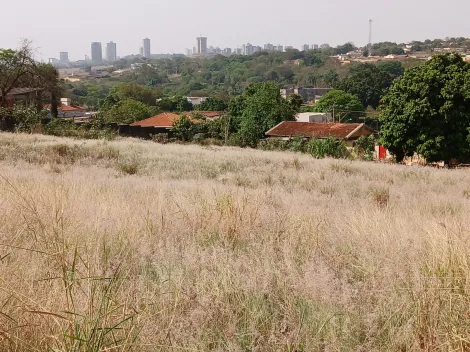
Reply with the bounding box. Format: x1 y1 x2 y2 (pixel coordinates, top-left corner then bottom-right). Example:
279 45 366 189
120 111 224 139
130 111 223 128
266 121 375 147
44 103 89 118
130 112 199 128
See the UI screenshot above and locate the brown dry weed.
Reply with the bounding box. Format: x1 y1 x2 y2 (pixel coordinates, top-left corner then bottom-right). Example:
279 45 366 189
1 133 470 351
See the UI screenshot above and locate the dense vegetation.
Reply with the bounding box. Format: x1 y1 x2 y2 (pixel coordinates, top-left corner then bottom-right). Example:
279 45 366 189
380 53 470 164
66 48 422 109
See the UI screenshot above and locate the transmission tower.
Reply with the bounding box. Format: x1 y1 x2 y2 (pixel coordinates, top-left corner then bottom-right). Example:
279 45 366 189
368 19 373 57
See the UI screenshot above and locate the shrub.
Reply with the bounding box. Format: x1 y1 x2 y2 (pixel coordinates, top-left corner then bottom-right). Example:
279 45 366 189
117 158 140 175
171 115 195 142
258 138 289 151
227 133 247 147
151 133 169 144
306 137 348 159
371 187 390 208
354 135 376 160
44 117 117 140
289 136 306 152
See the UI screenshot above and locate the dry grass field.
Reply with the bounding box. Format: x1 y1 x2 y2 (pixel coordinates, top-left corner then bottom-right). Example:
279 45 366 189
1 133 470 351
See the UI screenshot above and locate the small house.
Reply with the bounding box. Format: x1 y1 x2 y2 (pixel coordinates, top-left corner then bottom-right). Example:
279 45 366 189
265 121 375 147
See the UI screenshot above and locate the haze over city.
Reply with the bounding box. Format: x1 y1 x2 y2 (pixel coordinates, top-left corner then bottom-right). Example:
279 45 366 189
2 0 469 60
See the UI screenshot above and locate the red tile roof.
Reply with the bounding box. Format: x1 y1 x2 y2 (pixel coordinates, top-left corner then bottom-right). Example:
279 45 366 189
131 111 222 127
44 104 87 112
266 122 373 139
196 111 224 118
130 112 203 127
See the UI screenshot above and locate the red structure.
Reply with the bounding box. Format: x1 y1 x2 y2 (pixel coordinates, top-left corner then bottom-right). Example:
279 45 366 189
378 145 387 160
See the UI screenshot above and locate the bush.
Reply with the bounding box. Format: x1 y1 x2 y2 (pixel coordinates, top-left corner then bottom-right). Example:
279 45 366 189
354 135 376 160
227 133 247 147
306 137 348 159
171 115 194 141
151 133 169 144
0 106 45 133
44 117 116 140
289 136 306 152
258 138 289 151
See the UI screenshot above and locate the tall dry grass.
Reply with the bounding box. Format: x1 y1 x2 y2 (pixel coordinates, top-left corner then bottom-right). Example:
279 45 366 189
1 132 470 351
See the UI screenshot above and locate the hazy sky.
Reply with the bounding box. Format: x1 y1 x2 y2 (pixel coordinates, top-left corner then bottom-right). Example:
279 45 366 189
2 0 469 61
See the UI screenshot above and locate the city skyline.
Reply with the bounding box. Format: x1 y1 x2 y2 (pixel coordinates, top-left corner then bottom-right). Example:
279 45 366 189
2 0 469 61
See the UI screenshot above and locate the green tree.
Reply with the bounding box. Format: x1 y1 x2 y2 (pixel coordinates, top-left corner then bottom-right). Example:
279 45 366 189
303 51 325 67
287 93 303 111
171 115 194 141
377 61 404 79
379 53 470 163
196 97 228 111
238 82 296 146
339 63 393 109
33 63 62 117
156 96 193 112
0 41 35 107
104 99 156 124
107 82 160 106
314 89 363 121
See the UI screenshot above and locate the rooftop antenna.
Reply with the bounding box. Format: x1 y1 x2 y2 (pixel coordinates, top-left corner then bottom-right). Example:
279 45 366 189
368 19 373 57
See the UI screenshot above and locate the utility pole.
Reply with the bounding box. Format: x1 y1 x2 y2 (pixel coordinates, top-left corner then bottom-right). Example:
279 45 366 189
368 19 373 57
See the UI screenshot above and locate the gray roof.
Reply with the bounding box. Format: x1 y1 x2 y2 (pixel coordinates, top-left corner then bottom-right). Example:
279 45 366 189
0 88 43 97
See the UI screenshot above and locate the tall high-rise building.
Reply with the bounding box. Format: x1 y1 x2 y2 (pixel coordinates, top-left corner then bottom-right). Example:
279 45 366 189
59 52 69 63
311 44 319 50
302 44 309 51
243 43 254 55
143 38 151 58
185 48 192 57
91 42 103 64
264 43 274 51
196 37 208 55
106 41 117 62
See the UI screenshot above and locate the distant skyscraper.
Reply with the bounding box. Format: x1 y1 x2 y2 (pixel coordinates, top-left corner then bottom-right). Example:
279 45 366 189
59 52 69 63
139 47 144 56
276 45 284 52
243 43 254 55
311 44 319 50
143 38 151 58
91 42 103 64
196 37 208 55
192 46 197 55
264 43 274 51
302 44 309 51
106 41 117 62
185 48 192 57
223 48 232 56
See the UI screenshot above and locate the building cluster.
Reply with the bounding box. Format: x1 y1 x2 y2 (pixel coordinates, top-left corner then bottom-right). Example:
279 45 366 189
49 37 157 68
185 37 320 57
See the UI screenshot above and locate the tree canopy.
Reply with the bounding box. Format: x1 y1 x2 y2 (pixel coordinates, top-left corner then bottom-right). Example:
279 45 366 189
235 82 296 146
379 53 470 163
377 61 405 79
314 89 363 121
0 41 61 111
339 63 394 109
104 99 157 124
